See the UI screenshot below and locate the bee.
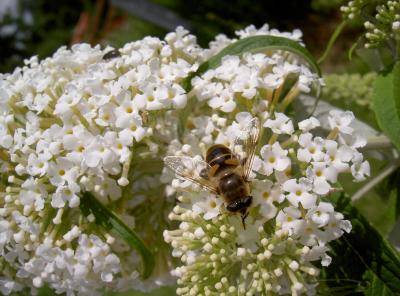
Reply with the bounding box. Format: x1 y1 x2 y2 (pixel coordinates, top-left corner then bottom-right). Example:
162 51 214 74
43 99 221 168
102 49 121 60
164 118 260 228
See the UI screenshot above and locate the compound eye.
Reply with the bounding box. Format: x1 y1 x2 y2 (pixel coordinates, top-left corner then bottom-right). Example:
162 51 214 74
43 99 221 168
226 202 239 212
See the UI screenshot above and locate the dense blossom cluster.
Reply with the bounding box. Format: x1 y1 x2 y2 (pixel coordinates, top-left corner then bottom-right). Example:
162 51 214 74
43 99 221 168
341 0 400 48
322 73 376 109
163 109 369 295
0 22 368 295
0 26 206 295
363 0 400 48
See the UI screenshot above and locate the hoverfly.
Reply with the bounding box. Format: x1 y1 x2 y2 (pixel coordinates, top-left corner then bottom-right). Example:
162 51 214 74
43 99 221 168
164 117 260 228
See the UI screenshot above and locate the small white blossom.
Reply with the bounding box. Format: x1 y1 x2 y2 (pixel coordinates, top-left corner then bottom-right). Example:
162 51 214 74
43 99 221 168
258 143 291 176
264 112 294 135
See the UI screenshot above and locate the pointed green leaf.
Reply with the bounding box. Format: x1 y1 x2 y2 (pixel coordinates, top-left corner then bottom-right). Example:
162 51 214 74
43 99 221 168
178 35 321 139
373 62 400 150
80 192 155 279
321 193 400 295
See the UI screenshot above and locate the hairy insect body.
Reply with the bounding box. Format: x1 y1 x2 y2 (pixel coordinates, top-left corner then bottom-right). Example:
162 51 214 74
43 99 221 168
206 145 252 214
163 117 260 227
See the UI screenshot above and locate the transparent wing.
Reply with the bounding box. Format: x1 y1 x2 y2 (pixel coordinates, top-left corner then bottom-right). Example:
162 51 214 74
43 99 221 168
164 156 219 194
232 117 260 180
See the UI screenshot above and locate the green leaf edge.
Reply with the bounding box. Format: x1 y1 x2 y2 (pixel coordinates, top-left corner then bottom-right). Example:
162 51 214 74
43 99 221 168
373 62 400 150
325 193 400 295
183 35 321 92
80 192 155 279
178 35 321 139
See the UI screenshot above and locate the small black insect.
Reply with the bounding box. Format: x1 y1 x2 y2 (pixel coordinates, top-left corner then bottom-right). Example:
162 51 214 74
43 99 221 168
102 49 121 60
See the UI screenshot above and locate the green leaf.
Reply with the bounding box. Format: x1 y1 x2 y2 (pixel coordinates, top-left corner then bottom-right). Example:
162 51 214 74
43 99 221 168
178 35 321 139
182 35 321 92
80 192 155 279
321 193 400 295
364 271 397 296
373 62 400 150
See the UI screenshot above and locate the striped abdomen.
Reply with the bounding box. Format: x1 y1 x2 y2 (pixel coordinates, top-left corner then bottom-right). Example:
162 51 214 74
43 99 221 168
205 144 239 177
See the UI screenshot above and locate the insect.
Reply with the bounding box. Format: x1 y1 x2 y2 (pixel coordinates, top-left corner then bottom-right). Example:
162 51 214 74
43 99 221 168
102 49 121 60
164 117 260 228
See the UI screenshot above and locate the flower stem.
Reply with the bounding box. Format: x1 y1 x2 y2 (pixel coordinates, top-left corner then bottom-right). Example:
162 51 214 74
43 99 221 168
361 135 393 151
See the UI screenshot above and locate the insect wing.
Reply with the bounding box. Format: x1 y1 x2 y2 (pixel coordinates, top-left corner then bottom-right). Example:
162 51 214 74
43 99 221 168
164 156 218 194
232 117 260 180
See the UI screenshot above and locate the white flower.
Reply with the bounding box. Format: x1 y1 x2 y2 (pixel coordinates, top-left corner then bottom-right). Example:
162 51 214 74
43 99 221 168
283 178 317 209
47 157 80 187
264 112 294 135
276 206 303 235
231 66 259 99
297 133 325 163
328 110 355 134
26 153 50 176
208 89 236 113
351 160 370 182
215 55 241 81
306 163 338 195
192 195 223 220
258 142 291 176
226 112 253 141
83 137 118 170
298 117 320 132
324 140 353 172
350 152 370 182
306 202 334 227
51 183 81 208
252 179 284 220
322 212 352 243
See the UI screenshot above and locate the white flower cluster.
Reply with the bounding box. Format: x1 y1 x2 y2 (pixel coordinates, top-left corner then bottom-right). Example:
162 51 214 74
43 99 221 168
192 52 321 113
163 110 369 295
0 22 358 295
0 26 206 294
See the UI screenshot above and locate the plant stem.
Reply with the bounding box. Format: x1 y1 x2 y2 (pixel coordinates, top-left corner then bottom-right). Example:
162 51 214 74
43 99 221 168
361 135 393 151
351 158 400 202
